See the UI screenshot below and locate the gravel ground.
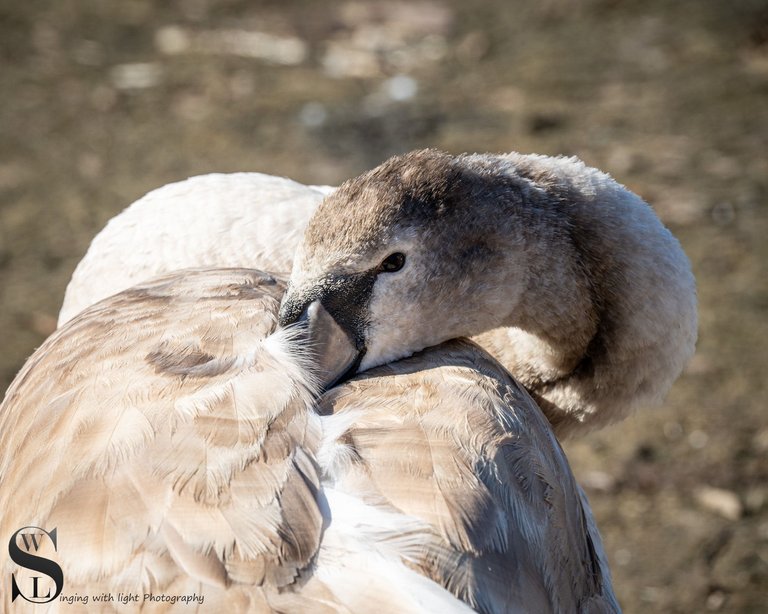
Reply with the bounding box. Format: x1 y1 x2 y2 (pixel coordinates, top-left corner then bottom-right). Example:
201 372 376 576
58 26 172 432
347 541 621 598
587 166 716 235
1 1 766 611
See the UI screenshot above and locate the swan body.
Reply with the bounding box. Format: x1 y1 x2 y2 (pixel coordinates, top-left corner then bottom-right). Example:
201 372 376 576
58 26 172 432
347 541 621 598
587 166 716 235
1 269 618 612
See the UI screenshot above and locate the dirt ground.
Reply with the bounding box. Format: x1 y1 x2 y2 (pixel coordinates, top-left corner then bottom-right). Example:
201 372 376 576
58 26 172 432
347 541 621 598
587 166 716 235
1 1 766 611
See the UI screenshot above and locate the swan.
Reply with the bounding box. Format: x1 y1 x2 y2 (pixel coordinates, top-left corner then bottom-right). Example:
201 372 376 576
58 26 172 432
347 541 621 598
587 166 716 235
1 268 619 612
59 150 697 438
1 148 695 611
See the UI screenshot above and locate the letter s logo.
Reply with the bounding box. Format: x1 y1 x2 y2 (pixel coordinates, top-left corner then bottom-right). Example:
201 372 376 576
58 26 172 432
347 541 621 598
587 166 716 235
8 526 64 603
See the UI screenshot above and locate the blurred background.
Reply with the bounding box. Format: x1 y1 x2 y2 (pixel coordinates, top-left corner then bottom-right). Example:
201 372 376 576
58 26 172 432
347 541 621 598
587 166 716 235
0 0 766 611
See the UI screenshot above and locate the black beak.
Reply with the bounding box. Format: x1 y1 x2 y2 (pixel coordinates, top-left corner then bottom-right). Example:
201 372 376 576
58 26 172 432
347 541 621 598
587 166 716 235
278 271 377 387
278 271 377 354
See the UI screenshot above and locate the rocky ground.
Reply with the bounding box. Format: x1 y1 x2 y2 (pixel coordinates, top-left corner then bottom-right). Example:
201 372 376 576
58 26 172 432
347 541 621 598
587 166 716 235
1 1 766 611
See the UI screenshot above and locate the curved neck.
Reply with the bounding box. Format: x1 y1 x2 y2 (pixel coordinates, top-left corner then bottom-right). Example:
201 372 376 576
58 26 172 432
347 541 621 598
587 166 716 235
469 152 696 438
499 219 598 385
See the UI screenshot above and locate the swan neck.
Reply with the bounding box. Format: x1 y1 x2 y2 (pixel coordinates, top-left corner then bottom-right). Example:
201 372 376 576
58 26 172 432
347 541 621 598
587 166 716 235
497 216 598 382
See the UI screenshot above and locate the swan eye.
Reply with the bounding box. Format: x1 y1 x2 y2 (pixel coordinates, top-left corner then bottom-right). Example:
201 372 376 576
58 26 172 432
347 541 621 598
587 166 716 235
379 252 406 273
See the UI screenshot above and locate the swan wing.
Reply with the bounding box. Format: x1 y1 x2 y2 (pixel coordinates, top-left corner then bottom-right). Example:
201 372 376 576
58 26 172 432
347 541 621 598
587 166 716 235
320 339 620 613
1 268 325 611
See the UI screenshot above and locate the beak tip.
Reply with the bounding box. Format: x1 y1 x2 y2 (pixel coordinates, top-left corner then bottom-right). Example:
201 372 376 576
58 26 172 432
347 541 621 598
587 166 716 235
276 299 299 328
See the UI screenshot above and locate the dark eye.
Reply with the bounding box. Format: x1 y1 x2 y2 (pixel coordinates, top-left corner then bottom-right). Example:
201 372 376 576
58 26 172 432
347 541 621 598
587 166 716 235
379 252 406 273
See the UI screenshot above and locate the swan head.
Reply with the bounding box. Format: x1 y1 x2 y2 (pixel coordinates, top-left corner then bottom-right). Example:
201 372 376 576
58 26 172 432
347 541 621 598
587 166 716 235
279 149 528 374
281 148 697 434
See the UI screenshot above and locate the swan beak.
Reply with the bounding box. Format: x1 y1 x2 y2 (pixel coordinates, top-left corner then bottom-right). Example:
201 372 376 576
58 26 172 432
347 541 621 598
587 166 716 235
278 271 376 385
294 300 361 388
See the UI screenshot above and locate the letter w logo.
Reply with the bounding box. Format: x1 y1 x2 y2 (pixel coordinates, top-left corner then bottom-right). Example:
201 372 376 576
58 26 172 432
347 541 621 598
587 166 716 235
18 532 45 552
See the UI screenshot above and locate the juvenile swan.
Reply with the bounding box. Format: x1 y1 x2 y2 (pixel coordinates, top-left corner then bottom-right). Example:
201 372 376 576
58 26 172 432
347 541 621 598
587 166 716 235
281 150 697 436
0 269 619 612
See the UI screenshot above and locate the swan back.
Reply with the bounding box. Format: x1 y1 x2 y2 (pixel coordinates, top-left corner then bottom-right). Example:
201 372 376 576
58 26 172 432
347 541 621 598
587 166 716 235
58 173 327 326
